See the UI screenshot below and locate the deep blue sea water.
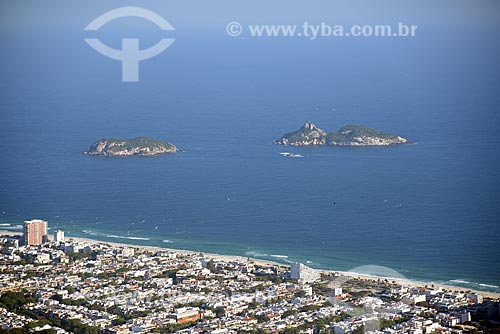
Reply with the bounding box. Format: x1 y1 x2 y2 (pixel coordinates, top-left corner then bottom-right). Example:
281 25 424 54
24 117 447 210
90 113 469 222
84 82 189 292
1 3 500 292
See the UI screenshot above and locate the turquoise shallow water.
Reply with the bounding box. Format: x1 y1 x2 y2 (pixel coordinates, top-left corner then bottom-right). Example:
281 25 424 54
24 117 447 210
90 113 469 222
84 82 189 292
1 7 500 292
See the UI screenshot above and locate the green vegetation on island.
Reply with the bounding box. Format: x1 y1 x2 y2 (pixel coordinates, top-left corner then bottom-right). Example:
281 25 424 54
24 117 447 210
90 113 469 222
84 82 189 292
327 124 409 146
276 122 327 146
85 136 178 157
275 122 410 146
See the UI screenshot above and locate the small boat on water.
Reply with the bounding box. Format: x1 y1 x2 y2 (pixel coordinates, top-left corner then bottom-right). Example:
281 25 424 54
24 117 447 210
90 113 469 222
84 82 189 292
280 152 304 158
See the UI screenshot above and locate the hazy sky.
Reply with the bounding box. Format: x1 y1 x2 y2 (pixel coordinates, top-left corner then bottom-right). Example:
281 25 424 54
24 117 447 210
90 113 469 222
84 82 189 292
1 0 500 33
1 0 499 102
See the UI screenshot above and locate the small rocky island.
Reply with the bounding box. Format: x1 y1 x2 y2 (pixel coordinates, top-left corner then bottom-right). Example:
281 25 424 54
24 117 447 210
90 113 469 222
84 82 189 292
275 122 410 146
86 137 178 157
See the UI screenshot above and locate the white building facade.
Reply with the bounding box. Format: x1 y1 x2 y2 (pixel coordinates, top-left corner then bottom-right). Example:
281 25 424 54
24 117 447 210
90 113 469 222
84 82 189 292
54 230 65 243
290 263 320 283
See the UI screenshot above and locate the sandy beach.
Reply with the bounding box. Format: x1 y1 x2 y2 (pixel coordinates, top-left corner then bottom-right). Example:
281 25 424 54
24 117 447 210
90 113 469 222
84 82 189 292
2 230 499 299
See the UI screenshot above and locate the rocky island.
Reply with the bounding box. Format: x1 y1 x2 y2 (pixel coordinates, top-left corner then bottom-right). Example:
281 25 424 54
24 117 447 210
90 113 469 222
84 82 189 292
275 122 410 146
86 137 178 156
275 122 327 146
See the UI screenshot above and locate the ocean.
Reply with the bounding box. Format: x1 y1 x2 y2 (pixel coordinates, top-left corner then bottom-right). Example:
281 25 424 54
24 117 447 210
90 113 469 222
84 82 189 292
1 4 500 293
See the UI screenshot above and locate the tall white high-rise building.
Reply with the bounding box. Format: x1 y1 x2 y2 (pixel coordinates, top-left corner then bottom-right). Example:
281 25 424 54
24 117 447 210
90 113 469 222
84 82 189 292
54 230 65 243
290 262 320 283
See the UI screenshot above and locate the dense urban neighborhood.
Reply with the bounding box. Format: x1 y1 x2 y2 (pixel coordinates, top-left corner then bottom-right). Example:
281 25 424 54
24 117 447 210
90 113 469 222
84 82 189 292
0 231 499 334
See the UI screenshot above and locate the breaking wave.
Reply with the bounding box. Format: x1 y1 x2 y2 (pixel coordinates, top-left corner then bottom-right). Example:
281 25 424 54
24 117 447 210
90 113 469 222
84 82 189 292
79 230 150 241
105 234 150 241
270 254 289 259
244 251 268 258
0 224 22 230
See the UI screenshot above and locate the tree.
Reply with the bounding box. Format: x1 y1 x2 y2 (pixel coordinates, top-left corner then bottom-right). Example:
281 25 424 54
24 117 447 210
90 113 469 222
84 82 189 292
353 324 365 334
112 317 126 326
297 290 307 298
39 330 57 334
66 286 77 294
0 290 35 312
215 307 226 318
256 314 270 323
206 259 216 273
379 319 396 330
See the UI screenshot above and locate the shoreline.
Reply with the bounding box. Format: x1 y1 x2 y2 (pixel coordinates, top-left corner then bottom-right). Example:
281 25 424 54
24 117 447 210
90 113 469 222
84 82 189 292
2 230 499 299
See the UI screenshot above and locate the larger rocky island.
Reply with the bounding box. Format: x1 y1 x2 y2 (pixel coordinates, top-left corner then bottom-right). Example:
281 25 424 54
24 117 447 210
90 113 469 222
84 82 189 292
275 122 410 146
86 137 178 156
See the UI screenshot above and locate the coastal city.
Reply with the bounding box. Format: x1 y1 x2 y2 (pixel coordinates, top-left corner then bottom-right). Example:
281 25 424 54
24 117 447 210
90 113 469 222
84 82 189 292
0 219 499 334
